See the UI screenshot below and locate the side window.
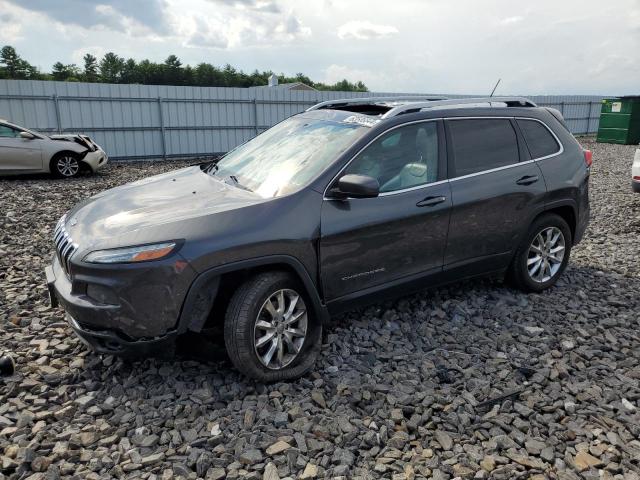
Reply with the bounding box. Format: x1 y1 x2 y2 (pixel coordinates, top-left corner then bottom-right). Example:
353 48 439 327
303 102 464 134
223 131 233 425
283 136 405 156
448 119 519 177
517 119 560 159
0 125 18 138
381 131 401 148
343 122 439 193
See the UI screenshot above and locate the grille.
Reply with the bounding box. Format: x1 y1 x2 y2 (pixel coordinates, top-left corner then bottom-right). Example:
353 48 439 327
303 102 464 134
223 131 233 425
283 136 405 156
53 214 78 277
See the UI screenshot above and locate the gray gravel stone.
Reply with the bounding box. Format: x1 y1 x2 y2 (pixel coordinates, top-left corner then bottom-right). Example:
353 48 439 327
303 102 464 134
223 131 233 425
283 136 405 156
1 140 640 479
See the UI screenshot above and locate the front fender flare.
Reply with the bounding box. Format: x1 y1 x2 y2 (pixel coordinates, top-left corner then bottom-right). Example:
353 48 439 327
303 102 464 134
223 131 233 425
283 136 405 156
176 255 329 334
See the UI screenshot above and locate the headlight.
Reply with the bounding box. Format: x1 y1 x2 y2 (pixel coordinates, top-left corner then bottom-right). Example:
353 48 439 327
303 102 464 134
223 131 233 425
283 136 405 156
83 242 177 264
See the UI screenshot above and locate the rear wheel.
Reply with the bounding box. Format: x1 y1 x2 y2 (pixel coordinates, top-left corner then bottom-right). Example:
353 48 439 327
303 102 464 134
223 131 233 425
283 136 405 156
224 271 322 382
51 153 81 178
509 213 572 292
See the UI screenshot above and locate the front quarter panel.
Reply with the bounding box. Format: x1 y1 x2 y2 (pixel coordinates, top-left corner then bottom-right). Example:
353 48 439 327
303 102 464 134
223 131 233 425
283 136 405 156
180 188 323 289
43 138 87 171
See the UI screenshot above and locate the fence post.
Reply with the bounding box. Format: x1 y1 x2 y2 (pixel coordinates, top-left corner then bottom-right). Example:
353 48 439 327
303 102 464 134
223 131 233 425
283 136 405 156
158 96 167 160
587 101 594 134
253 97 259 136
52 94 62 133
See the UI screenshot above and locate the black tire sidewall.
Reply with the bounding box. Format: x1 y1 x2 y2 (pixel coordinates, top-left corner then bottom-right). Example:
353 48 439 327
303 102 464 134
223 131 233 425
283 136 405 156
224 272 322 382
515 214 572 292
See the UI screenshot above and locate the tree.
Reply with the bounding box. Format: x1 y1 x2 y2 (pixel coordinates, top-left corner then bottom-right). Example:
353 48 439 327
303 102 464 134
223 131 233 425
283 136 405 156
99 52 125 83
121 58 140 84
83 54 99 82
137 59 162 84
0 45 369 90
1 46 21 77
52 62 80 81
0 45 39 79
163 55 183 85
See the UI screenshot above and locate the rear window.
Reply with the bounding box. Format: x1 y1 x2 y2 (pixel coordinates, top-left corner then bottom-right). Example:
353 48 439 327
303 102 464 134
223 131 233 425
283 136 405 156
448 119 519 177
517 119 561 159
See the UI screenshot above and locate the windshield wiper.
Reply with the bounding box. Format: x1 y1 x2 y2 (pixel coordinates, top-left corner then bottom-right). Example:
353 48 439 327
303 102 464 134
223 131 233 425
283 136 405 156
206 162 219 175
226 175 253 192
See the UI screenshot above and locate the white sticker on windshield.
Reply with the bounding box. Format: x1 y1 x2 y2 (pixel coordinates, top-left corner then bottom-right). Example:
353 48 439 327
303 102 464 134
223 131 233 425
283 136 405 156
342 115 379 128
612 102 622 113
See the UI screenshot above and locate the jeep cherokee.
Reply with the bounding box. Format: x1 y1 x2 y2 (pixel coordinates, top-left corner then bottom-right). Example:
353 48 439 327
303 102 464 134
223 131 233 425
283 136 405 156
46 96 591 381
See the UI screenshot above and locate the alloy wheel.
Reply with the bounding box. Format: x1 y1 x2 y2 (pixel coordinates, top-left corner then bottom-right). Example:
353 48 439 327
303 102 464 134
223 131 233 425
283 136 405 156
253 289 307 370
57 156 79 177
527 226 565 283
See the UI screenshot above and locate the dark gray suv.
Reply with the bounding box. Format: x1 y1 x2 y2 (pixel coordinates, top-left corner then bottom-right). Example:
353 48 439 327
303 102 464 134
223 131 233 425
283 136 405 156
46 96 591 381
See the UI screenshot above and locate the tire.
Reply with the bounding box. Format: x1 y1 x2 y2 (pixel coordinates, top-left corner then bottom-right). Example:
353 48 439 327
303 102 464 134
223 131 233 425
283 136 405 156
508 213 572 292
51 152 81 178
224 271 322 382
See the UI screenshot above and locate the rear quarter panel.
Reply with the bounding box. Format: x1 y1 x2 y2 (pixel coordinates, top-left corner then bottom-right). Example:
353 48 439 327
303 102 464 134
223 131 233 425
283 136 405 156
534 113 590 241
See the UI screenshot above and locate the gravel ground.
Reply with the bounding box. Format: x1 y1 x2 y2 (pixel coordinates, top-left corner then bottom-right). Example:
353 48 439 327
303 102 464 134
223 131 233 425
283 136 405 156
1 139 639 480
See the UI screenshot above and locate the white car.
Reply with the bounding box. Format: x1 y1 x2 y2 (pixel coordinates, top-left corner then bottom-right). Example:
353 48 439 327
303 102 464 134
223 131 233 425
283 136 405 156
0 119 108 178
633 146 640 193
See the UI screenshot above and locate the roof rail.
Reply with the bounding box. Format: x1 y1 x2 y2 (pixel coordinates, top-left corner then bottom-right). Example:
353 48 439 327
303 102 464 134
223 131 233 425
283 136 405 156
306 95 448 112
380 96 537 119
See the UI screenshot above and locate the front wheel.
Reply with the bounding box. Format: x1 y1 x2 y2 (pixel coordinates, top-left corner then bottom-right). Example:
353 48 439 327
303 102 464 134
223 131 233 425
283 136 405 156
51 153 81 178
508 213 572 292
224 272 322 382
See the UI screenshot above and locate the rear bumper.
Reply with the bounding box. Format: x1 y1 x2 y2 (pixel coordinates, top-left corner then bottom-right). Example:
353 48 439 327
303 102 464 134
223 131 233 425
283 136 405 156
633 180 640 193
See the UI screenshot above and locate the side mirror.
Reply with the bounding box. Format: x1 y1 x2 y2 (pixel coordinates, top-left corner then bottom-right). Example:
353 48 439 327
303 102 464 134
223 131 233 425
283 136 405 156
20 131 35 140
331 174 380 199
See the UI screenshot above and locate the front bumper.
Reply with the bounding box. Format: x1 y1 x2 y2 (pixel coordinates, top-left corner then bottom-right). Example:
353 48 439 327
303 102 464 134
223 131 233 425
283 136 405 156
83 148 109 172
46 262 177 356
46 249 196 355
66 311 176 356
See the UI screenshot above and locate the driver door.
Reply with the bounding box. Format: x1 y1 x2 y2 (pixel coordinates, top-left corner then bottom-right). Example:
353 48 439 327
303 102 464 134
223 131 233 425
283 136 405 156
0 124 43 172
320 120 451 300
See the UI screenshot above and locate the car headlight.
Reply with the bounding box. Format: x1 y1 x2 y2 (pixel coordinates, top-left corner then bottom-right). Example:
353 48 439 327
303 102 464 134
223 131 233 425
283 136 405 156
83 242 177 264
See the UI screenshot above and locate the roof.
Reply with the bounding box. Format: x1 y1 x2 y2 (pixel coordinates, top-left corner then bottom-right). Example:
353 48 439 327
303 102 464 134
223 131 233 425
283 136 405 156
253 82 317 91
306 96 537 119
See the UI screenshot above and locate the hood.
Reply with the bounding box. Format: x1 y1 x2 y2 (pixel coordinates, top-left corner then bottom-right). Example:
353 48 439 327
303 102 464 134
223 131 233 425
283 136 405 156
65 166 265 249
49 134 97 150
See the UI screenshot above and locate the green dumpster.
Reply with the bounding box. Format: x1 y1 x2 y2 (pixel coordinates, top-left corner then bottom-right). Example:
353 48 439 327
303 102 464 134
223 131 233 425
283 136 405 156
597 96 640 145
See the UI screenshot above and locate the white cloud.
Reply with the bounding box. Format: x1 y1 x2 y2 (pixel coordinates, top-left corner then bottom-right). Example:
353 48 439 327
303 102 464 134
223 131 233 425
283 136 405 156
499 16 524 25
337 20 398 40
172 1 310 49
323 64 382 87
0 12 23 42
1 0 640 95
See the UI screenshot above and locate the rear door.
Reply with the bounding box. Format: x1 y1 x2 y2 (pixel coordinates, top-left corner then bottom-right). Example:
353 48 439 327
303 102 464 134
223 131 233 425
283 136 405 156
320 120 451 300
443 117 546 272
0 124 43 172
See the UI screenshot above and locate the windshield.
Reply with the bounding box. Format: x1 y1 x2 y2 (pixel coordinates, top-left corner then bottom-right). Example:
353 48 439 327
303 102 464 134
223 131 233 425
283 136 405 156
207 115 367 198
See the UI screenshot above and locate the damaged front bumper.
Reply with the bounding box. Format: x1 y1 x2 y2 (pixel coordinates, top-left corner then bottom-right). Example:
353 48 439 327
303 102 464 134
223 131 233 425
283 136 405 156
45 251 195 356
82 148 109 172
65 311 176 357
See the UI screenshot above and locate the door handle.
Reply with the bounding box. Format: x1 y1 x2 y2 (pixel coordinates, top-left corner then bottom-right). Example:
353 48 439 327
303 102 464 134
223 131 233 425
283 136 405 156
516 175 539 186
416 195 447 207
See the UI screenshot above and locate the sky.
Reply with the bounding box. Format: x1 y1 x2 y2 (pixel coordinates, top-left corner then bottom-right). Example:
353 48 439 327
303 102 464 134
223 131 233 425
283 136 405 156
0 0 638 95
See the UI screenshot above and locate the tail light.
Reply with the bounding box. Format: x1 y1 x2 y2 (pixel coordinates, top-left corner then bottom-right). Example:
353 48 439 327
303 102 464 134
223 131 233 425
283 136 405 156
583 149 593 168
633 176 640 181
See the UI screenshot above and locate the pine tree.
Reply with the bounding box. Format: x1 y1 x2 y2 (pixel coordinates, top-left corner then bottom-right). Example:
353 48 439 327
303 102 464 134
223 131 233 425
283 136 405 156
83 54 99 82
99 52 125 83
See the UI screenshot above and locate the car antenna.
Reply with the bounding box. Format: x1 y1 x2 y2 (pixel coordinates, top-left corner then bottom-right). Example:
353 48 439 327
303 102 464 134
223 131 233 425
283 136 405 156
489 78 501 97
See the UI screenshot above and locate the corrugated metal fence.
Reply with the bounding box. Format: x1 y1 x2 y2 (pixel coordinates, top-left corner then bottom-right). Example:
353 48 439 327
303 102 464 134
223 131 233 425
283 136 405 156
0 80 605 160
